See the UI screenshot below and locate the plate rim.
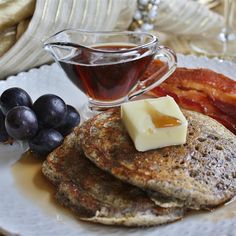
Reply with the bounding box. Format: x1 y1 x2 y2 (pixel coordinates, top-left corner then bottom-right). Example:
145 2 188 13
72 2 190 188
0 54 236 236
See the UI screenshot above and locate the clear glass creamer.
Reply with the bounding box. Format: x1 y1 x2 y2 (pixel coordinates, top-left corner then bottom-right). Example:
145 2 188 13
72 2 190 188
43 29 177 118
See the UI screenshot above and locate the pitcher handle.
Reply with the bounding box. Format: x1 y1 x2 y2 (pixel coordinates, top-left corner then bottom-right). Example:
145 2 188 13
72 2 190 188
128 46 177 100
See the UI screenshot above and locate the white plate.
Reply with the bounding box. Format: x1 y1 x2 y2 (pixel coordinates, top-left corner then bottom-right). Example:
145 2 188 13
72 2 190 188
0 55 236 236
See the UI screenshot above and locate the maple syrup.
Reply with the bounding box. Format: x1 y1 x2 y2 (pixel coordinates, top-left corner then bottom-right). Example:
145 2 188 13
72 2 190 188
145 101 182 128
59 45 154 101
11 151 77 223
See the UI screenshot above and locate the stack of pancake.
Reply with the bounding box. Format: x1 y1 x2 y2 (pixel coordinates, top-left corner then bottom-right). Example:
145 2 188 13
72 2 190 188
42 108 236 227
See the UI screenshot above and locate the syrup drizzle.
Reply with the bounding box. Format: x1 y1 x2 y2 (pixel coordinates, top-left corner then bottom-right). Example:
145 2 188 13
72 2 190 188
11 151 77 223
145 101 182 128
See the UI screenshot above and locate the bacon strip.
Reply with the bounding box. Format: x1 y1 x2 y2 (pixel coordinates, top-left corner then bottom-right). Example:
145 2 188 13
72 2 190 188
143 61 236 134
164 68 236 117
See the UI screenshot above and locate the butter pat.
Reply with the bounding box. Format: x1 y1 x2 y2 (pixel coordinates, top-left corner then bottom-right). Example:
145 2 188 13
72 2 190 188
121 96 188 152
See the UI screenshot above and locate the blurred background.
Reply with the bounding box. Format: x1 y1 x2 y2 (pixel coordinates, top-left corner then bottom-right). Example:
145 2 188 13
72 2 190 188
0 0 234 79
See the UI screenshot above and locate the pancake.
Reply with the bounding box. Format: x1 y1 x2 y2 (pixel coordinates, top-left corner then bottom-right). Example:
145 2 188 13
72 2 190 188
42 128 184 227
80 108 236 210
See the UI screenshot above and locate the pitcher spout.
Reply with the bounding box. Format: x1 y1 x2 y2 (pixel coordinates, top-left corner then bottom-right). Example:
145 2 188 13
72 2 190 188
43 29 80 62
43 40 77 62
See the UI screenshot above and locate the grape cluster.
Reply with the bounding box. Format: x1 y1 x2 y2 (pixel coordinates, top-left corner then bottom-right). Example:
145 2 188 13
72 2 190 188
0 87 80 157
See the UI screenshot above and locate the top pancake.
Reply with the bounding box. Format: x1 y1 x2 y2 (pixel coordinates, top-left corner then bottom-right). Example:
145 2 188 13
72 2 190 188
80 108 236 210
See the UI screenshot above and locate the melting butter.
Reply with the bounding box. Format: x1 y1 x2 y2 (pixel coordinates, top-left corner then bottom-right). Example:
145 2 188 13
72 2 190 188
121 96 188 152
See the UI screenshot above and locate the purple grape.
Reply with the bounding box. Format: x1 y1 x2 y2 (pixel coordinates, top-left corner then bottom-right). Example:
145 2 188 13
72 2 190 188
29 129 63 156
5 106 38 140
0 109 8 142
33 94 67 128
56 105 80 136
0 87 32 115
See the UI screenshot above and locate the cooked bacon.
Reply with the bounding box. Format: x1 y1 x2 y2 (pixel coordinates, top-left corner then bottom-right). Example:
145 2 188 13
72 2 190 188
164 68 236 114
143 62 236 134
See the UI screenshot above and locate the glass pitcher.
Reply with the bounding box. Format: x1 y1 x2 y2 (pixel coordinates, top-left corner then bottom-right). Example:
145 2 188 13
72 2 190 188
43 29 177 118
